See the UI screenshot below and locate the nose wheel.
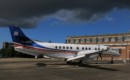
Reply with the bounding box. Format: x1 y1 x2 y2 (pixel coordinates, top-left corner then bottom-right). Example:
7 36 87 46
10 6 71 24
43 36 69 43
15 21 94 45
110 56 114 64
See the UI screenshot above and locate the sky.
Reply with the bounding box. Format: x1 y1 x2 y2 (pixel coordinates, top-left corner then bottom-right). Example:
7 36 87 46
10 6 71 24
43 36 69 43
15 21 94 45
0 0 130 48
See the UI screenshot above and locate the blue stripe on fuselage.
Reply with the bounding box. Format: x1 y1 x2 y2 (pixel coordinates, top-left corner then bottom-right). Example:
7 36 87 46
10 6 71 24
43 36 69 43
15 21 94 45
14 41 61 51
32 42 52 50
14 41 77 53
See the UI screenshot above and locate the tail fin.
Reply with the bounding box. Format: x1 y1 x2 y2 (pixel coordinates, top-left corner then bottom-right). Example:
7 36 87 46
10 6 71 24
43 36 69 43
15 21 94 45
9 26 33 44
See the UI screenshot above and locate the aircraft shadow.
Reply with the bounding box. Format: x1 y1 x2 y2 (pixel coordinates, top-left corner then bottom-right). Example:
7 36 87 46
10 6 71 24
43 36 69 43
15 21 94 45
36 62 119 71
78 64 119 71
36 62 66 67
36 63 47 67
67 62 119 71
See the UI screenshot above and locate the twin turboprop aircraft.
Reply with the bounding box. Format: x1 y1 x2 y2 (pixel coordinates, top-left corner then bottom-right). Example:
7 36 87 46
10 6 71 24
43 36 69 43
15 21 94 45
9 26 120 65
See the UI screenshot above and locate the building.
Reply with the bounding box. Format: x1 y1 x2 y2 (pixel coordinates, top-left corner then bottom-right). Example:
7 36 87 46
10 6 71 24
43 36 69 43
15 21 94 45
66 32 130 60
2 42 13 48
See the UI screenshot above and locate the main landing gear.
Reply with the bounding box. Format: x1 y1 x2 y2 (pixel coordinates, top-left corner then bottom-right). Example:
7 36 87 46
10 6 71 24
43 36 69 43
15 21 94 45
66 59 84 66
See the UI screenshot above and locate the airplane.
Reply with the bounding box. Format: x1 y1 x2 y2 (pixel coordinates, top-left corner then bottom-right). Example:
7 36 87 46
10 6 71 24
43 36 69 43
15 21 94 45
9 26 120 65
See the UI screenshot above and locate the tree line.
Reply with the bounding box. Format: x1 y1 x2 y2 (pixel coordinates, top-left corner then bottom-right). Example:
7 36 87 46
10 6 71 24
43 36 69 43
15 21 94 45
0 47 34 58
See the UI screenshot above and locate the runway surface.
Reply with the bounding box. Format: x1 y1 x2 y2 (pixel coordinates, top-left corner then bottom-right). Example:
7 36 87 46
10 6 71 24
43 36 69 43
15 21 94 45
0 58 130 80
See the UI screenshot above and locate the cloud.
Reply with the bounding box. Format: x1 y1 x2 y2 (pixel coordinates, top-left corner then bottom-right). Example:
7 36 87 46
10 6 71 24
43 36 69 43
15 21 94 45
49 21 60 26
105 16 114 22
0 0 130 27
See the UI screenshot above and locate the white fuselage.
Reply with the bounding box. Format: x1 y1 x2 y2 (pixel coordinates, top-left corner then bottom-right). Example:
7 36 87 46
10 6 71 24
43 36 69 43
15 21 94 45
14 40 108 59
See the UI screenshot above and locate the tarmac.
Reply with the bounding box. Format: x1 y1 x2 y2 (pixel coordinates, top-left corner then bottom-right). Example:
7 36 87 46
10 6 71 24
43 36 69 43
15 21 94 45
0 58 130 80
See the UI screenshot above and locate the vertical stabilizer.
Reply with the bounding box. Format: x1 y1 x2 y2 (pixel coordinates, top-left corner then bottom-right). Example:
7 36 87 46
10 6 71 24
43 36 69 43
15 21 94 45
9 26 32 45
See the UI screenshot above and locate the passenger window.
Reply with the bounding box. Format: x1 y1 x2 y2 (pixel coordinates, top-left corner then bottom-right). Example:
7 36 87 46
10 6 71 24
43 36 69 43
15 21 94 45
89 48 91 50
95 48 97 50
82 47 84 50
66 46 69 49
63 46 65 49
59 46 61 49
70 47 72 49
85 47 88 50
55 46 57 49
77 47 79 50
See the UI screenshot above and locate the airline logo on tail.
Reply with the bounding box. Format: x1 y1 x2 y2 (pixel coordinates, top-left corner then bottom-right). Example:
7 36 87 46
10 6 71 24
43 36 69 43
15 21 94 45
14 31 19 36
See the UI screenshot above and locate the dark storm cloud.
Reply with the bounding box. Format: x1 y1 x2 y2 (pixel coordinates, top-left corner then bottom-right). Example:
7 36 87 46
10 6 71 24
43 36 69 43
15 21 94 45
0 0 130 27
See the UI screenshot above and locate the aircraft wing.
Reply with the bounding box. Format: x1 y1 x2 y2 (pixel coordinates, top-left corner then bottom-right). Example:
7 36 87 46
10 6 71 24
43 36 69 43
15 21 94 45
66 49 120 61
66 50 101 61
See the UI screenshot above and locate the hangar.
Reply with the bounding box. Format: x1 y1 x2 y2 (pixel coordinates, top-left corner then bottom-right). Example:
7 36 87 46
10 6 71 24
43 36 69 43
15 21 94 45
66 32 130 61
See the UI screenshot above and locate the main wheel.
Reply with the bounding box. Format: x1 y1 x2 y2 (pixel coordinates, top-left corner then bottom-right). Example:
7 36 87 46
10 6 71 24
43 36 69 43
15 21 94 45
78 60 83 66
